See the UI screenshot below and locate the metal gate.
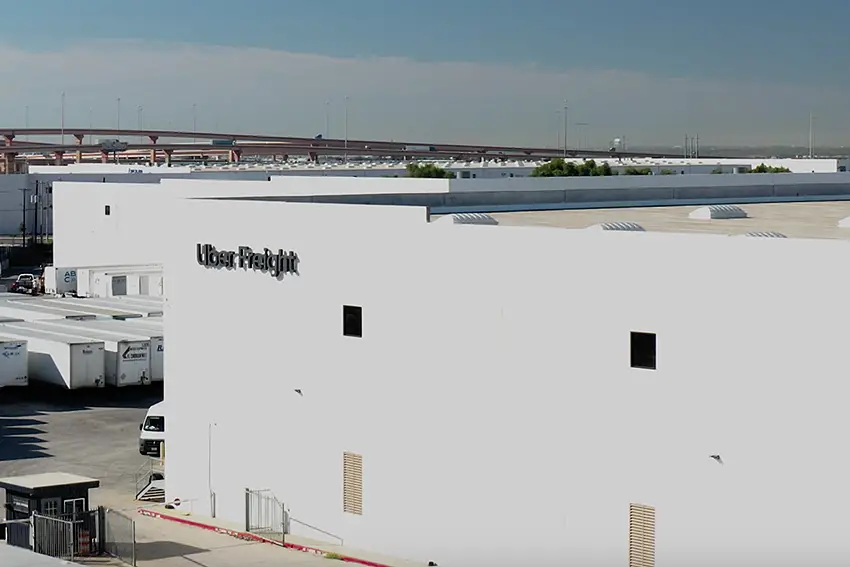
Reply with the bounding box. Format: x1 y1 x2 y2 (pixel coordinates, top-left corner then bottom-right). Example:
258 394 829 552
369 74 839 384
102 507 136 566
31 512 75 560
245 488 289 543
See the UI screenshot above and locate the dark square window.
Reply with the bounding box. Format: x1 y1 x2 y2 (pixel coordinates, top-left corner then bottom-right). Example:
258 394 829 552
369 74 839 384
343 305 362 338
630 332 656 370
104 205 111 216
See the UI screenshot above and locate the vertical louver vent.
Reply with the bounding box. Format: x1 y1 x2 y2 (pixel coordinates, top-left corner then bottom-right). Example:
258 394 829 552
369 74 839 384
343 452 363 515
629 503 656 567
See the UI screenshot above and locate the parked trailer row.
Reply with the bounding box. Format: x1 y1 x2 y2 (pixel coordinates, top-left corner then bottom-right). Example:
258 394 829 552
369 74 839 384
36 318 163 383
10 320 152 387
43 264 163 298
0 325 105 389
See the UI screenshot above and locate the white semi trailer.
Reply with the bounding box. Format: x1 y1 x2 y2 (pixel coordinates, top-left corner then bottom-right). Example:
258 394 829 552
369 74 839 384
56 319 165 383
0 337 28 388
20 321 152 387
0 325 105 389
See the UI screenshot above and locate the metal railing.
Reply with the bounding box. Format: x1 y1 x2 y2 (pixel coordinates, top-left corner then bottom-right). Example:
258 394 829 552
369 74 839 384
134 456 165 498
289 515 344 546
102 507 136 566
245 488 288 543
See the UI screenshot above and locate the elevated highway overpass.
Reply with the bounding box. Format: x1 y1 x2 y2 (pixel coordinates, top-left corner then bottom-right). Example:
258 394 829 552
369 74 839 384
0 128 685 172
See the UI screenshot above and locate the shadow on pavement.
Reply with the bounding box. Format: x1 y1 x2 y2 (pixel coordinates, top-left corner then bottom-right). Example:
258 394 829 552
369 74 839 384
134 541 209 561
0 415 50 461
0 382 163 412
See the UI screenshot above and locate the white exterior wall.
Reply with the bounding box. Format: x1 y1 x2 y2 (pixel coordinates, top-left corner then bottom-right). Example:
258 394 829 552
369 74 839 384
164 197 850 566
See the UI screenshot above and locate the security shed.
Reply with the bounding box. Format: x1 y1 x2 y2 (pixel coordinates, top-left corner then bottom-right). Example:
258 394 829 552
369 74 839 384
0 472 99 550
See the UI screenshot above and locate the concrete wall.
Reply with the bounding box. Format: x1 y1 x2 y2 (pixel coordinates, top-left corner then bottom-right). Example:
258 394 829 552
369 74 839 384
163 197 850 566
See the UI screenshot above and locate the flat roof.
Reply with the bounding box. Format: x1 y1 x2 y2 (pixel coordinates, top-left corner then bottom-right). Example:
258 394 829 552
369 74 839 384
22 321 152 342
0 472 99 495
486 200 850 241
0 544 85 567
0 324 106 345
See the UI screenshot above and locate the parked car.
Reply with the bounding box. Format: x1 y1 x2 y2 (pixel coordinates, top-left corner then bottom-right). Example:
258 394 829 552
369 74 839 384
9 274 36 294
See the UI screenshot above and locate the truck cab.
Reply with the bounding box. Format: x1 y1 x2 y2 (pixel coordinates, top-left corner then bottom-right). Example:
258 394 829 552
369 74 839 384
139 401 166 458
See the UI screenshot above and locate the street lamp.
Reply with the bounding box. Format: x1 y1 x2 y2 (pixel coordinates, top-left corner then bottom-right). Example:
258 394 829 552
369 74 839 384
344 96 349 162
137 106 144 143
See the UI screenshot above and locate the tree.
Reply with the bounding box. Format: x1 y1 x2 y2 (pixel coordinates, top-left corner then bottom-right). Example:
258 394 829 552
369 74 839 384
406 163 456 178
748 163 791 173
660 169 675 175
622 167 653 175
531 158 614 177
711 167 724 174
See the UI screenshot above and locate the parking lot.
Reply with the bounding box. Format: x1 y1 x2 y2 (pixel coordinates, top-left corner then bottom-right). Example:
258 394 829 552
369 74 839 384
0 386 335 567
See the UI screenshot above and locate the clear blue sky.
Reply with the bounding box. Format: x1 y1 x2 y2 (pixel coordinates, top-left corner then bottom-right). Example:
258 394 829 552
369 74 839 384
2 0 848 147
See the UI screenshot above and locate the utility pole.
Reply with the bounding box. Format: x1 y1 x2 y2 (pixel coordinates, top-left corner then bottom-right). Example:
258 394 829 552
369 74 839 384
18 187 27 247
695 134 700 158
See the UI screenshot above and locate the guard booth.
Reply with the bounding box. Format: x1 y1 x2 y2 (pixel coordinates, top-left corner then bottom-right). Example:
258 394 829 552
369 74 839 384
0 472 100 556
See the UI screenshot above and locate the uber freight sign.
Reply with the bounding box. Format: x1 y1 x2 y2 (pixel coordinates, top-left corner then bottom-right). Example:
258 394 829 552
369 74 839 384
196 243 299 279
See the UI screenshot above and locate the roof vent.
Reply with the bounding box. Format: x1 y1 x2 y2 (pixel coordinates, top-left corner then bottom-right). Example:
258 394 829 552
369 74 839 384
586 221 645 232
742 231 787 238
433 213 499 226
689 204 748 220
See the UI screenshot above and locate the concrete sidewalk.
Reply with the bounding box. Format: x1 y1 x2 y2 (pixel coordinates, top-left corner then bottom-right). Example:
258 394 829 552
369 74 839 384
136 503 425 567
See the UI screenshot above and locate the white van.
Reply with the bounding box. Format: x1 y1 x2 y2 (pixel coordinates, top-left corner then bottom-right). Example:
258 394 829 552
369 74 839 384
139 401 166 458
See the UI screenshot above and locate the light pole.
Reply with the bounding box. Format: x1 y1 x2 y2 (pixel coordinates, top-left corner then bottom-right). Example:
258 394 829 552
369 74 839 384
575 122 589 150
137 106 143 143
344 96 349 162
208 422 218 517
24 106 28 142
563 100 568 157
324 100 330 139
88 108 93 143
555 110 561 150
192 103 197 143
116 97 121 130
60 92 65 145
808 110 814 159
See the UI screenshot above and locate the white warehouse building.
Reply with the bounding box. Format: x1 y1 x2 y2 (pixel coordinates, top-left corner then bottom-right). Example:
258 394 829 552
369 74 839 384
51 176 850 566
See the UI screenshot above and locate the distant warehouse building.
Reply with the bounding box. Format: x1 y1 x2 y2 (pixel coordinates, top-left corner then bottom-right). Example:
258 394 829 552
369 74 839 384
50 176 850 566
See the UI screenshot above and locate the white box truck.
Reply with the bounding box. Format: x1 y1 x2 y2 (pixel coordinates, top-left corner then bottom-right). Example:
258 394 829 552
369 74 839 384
0 325 105 389
58 319 165 383
21 320 152 387
0 337 28 388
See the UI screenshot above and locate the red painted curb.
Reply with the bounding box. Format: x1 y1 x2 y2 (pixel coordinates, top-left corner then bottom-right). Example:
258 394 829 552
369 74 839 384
137 508 393 567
